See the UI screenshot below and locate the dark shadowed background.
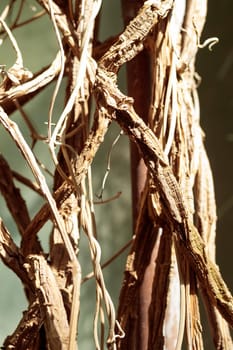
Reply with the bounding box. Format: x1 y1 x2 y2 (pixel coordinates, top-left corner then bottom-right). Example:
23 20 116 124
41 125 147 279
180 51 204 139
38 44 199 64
197 0 233 292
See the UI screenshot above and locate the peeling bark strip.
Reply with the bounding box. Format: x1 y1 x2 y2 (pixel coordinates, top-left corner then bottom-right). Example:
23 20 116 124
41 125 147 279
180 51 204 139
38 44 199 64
0 155 31 236
0 0 232 349
26 255 70 350
0 219 30 287
94 68 233 327
95 68 186 223
0 52 62 109
22 108 110 252
99 0 173 73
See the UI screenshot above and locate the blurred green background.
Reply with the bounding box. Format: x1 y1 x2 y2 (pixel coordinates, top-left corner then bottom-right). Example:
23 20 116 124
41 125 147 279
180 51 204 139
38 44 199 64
0 1 232 349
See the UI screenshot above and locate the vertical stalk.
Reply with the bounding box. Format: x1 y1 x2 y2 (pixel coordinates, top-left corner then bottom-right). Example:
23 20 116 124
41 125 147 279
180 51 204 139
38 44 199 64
120 2 152 349
121 0 150 228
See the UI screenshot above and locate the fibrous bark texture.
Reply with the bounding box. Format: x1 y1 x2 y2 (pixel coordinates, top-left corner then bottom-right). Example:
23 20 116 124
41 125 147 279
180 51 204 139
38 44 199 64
0 1 232 350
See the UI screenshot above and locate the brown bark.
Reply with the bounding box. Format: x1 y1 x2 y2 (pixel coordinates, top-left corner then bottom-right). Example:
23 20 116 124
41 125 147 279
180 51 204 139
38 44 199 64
121 3 152 347
121 0 150 226
0 1 232 350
